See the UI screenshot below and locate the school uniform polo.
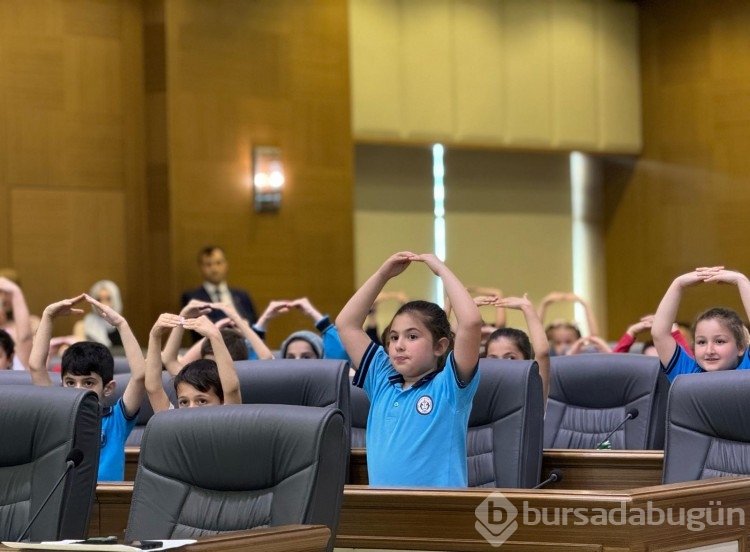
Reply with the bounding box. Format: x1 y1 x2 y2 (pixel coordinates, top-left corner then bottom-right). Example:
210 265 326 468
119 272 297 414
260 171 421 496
98 398 138 481
663 345 750 382
353 342 479 487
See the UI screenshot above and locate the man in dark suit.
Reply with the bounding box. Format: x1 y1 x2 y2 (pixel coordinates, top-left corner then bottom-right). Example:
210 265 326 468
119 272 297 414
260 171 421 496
181 246 257 343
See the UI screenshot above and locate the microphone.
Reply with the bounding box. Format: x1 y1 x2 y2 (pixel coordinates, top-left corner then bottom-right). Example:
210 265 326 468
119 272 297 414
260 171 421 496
16 448 84 542
594 408 639 450
533 469 563 489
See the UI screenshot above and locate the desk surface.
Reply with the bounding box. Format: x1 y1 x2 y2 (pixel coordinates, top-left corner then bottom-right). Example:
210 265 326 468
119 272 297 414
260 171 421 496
2 527 330 552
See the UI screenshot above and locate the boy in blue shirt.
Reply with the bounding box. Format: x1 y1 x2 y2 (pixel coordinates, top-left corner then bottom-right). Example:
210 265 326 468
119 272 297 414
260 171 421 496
29 293 146 481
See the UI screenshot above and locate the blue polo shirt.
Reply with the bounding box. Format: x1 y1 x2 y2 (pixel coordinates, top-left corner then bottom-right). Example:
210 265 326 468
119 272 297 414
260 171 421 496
663 345 750 382
98 398 137 481
353 342 479 487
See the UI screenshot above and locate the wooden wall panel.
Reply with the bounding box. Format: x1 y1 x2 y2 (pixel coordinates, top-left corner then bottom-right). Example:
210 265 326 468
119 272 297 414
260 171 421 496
605 1 750 339
349 0 641 153
0 0 148 337
166 0 354 347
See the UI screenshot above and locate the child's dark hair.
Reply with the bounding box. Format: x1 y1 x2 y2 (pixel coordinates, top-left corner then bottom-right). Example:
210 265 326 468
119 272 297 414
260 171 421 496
381 300 454 370
0 329 15 359
200 328 249 360
61 342 115 385
174 359 224 403
693 307 749 350
485 328 534 360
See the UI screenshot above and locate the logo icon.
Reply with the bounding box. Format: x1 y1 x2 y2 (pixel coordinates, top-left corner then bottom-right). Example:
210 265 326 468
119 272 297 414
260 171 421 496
416 395 433 415
475 491 519 547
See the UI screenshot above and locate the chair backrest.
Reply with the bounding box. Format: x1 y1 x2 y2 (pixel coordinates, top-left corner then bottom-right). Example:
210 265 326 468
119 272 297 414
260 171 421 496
0 385 101 541
663 371 750 484
106 372 178 447
350 382 370 448
234 359 351 448
112 356 131 374
545 353 669 450
0 370 61 385
468 359 544 488
125 404 347 552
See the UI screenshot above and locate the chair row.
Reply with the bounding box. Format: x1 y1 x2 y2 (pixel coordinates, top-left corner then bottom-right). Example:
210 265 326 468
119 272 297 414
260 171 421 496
0 385 346 552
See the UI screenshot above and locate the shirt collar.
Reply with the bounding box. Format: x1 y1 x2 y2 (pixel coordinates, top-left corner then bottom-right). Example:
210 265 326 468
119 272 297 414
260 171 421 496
388 370 440 389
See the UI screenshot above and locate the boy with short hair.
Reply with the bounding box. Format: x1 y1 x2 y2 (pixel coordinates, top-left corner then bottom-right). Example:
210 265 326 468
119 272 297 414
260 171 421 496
29 293 146 481
145 313 241 411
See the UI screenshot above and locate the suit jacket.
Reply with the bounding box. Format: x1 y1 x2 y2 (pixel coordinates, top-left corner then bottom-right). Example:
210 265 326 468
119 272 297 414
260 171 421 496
181 286 258 343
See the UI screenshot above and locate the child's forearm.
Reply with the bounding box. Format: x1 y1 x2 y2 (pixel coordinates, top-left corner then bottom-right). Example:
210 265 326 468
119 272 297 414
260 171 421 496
235 320 273 359
115 320 145 381
439 265 482 331
337 271 390 331
653 280 683 341
161 323 185 374
209 334 241 404
145 335 171 412
522 304 549 359
736 276 750 322
28 311 54 385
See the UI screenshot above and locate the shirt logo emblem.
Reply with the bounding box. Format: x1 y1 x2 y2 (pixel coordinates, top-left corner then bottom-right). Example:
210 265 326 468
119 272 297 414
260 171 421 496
416 395 433 415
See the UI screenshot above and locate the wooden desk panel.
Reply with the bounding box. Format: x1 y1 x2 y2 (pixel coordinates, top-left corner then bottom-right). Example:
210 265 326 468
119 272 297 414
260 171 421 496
93 478 750 551
541 449 664 490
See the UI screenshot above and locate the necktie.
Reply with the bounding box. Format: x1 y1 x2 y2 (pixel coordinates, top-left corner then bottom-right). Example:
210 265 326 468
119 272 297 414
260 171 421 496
213 288 223 303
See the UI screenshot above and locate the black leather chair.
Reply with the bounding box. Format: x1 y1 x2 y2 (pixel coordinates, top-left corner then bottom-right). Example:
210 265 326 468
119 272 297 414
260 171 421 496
0 370 61 385
468 359 544 488
234 359 351 448
663 371 750 484
106 372 178 447
0 385 101 540
126 404 347 552
545 354 669 449
350 382 370 449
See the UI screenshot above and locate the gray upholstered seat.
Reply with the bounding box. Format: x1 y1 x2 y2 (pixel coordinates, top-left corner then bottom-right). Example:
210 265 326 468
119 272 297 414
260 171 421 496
350 382 370 448
0 370 61 385
234 359 351 448
468 359 544 488
545 353 669 449
125 404 347 552
106 371 178 447
0 385 101 541
663 371 750 484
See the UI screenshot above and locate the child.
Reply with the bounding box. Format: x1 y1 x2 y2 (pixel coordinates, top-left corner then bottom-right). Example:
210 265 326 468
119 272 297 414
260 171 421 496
336 252 482 487
652 266 750 382
254 297 349 361
484 294 550 405
161 299 272 375
28 293 146 481
146 313 241 411
612 314 692 356
0 275 33 368
538 291 600 355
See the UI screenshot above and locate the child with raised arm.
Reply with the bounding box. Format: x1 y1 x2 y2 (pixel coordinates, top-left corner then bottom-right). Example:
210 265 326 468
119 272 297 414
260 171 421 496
484 294 550 406
29 294 146 481
336 252 482 488
652 266 750 382
161 299 272 375
538 291 600 355
146 313 242 411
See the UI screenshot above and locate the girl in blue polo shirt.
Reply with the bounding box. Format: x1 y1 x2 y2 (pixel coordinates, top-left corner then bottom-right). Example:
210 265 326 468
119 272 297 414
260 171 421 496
336 252 482 488
652 266 750 382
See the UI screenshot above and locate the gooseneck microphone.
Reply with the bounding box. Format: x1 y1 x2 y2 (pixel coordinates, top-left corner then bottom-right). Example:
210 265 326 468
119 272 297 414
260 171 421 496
594 408 639 450
16 448 84 542
533 469 563 489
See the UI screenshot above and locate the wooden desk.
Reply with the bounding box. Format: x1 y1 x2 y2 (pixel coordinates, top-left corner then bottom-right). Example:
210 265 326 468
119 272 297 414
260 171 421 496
129 447 665 489
1 526 330 552
93 477 750 551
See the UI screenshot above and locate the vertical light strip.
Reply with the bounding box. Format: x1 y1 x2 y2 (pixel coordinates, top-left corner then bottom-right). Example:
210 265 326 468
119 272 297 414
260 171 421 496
433 144 446 306
570 151 589 335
